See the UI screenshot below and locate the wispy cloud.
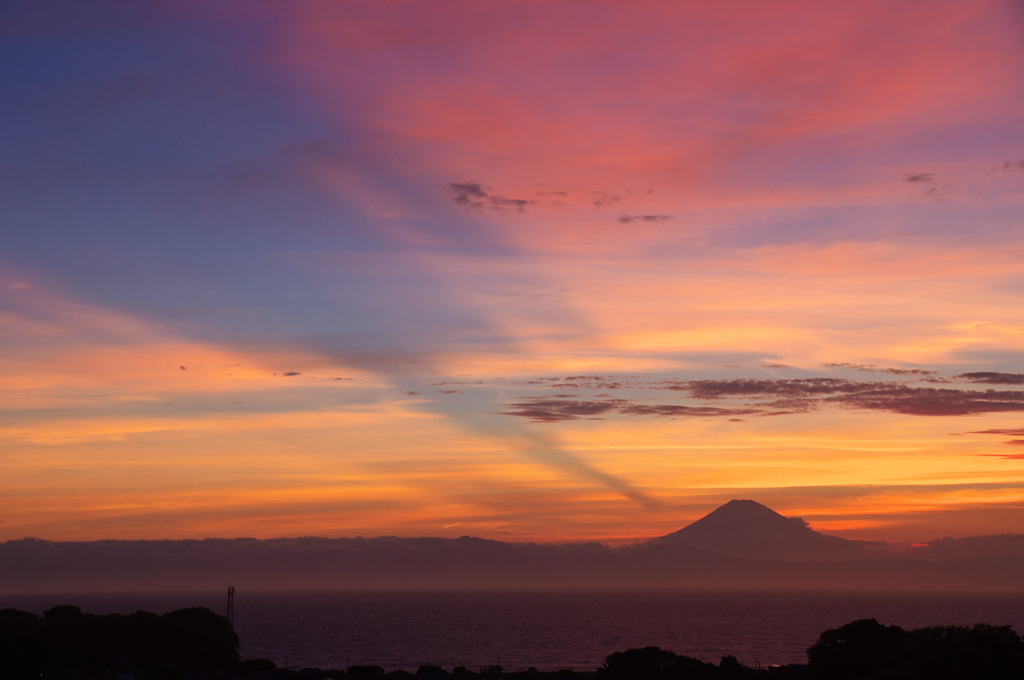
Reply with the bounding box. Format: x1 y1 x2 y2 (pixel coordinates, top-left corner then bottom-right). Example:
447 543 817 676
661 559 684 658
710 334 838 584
590 191 621 207
501 376 1024 421
965 427 1024 449
618 214 673 224
502 397 758 423
831 385 1024 416
449 182 533 213
953 372 1024 385
969 428 1024 436
825 363 936 376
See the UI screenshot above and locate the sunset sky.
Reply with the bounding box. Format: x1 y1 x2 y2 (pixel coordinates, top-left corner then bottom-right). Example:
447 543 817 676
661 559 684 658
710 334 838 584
3 0 1024 545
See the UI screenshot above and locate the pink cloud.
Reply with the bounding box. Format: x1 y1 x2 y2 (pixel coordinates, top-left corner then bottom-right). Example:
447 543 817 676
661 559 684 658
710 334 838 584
280 0 1022 205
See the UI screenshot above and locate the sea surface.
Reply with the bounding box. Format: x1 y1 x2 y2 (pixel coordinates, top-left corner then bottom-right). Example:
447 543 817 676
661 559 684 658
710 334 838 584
5 590 1024 671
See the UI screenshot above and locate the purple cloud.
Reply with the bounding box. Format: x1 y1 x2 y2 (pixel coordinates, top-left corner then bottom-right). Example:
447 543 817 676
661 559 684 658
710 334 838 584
448 182 533 213
619 214 672 224
501 377 1024 422
953 372 1024 385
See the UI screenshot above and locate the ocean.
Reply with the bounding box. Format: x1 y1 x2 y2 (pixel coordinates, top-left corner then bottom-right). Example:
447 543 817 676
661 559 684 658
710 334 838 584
4 590 1024 671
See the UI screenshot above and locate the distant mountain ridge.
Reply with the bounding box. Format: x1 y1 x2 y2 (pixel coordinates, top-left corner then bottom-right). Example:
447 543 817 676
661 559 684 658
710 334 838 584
3 500 1024 592
653 499 866 561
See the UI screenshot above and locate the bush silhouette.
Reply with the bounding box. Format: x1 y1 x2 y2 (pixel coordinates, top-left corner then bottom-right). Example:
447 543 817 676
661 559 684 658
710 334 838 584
350 663 387 679
716 655 745 680
597 646 719 680
239 657 279 673
158 606 239 671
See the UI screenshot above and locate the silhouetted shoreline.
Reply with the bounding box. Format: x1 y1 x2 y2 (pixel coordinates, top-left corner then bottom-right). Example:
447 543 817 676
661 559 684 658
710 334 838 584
3 604 1023 680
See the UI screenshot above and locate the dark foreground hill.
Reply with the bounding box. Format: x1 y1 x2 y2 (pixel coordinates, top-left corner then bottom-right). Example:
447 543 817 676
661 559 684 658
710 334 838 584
0 604 237 679
3 500 1024 592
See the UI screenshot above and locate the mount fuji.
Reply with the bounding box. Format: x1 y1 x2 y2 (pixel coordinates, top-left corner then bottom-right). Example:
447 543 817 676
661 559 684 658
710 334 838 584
652 499 866 560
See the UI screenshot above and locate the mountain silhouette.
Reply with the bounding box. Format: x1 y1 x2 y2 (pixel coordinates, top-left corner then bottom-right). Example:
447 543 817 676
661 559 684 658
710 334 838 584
652 499 866 561
9 500 1024 591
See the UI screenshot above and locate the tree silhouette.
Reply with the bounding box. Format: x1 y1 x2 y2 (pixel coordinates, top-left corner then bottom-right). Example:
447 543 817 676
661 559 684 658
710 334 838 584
906 623 1023 680
807 618 909 678
0 605 237 677
807 618 1024 680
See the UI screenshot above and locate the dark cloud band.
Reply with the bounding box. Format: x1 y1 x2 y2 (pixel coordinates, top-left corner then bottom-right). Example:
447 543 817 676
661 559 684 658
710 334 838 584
502 376 1024 422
